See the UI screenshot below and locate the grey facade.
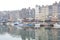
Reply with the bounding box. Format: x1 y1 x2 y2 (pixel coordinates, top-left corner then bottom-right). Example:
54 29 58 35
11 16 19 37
19 8 35 19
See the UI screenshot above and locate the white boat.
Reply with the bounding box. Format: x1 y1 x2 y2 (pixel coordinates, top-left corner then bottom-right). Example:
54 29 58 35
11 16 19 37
35 23 40 28
54 23 60 28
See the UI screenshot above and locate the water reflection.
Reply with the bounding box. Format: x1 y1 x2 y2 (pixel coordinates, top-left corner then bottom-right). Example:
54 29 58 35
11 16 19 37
0 25 60 40
0 25 35 40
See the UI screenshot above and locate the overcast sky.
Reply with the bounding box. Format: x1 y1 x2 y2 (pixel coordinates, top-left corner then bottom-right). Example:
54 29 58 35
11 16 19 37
0 0 60 11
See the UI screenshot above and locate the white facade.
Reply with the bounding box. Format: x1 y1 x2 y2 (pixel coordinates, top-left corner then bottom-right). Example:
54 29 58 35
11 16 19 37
35 5 40 20
39 6 49 21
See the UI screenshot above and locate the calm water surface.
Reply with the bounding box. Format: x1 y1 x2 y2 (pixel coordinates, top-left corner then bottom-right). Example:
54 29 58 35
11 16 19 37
0 25 35 40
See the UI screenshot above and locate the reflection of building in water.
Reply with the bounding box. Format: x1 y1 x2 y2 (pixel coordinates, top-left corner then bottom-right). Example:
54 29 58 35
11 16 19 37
35 23 60 40
35 27 48 40
0 25 9 34
1 25 60 40
20 29 35 40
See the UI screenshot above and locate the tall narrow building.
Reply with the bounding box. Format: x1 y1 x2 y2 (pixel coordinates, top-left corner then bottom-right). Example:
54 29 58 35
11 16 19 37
51 2 58 22
39 5 49 21
57 2 60 20
35 5 40 20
